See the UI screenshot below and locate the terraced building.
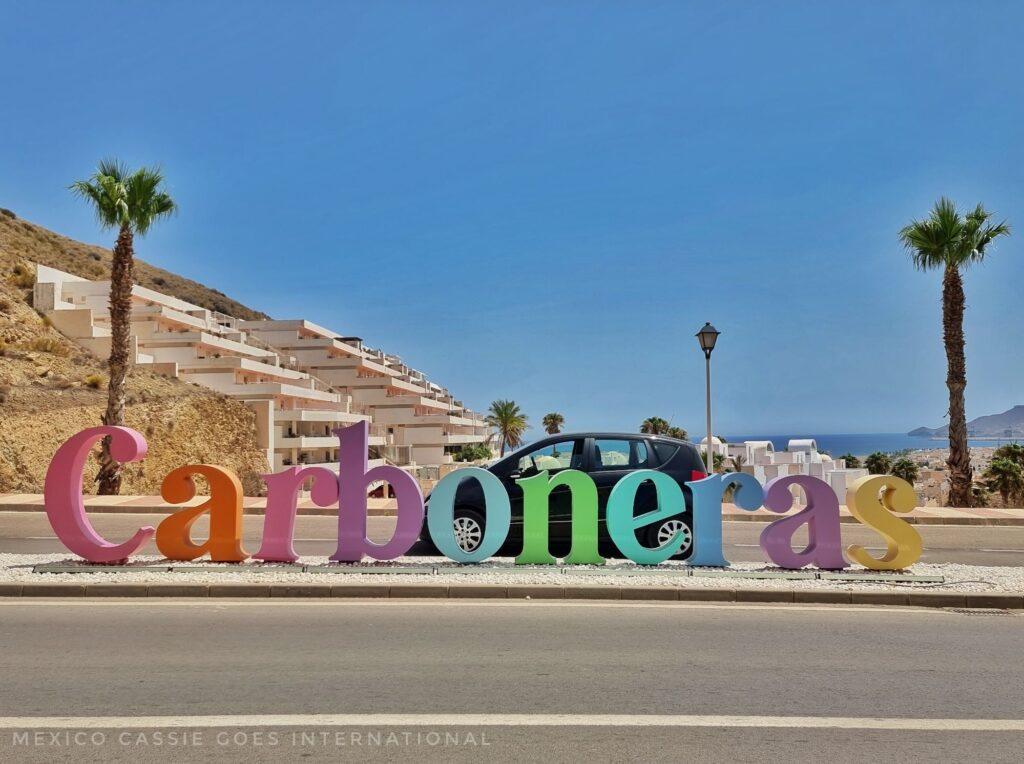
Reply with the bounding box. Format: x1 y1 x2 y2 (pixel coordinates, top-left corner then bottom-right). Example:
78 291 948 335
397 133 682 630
34 265 492 479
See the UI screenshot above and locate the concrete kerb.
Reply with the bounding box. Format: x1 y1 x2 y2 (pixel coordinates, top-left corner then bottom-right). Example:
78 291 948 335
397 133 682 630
4 583 1022 609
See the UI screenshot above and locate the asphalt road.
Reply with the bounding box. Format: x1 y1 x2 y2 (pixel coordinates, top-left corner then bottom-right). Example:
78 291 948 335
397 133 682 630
2 511 1024 566
0 599 1021 762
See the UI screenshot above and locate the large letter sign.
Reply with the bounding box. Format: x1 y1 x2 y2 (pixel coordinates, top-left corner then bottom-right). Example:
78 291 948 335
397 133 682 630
332 421 425 562
515 469 603 565
606 470 688 565
687 472 764 567
427 467 511 563
43 426 155 563
760 475 847 569
42 427 932 572
156 464 248 562
845 475 922 570
255 466 339 563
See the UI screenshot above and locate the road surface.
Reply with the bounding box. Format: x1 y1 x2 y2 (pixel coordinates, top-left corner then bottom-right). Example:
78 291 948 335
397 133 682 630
0 599 1021 761
2 511 1024 566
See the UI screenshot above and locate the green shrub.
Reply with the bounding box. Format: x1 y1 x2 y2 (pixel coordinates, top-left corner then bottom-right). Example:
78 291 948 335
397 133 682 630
454 443 493 462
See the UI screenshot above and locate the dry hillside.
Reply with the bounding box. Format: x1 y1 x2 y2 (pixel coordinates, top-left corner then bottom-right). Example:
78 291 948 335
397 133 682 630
0 207 268 320
0 244 269 495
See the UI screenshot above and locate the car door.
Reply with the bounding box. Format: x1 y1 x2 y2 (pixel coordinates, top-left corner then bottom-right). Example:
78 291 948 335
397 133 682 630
587 437 658 525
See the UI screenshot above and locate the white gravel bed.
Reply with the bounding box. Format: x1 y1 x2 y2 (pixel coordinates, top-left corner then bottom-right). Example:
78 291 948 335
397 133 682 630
1 554 1022 593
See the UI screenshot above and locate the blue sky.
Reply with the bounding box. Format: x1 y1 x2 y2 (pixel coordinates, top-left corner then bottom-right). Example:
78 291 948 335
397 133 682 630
2 1 1021 437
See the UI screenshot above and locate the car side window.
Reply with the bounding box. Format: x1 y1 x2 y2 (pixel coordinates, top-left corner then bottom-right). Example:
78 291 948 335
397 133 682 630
592 439 650 470
516 440 583 477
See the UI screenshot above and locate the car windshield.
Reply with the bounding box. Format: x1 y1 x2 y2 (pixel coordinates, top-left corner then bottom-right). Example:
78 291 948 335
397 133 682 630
516 441 581 476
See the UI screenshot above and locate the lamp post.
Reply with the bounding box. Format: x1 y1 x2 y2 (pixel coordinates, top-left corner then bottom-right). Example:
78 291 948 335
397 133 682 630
696 322 720 475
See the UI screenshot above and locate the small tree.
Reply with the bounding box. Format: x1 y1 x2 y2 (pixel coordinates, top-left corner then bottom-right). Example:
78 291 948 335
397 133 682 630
701 450 726 473
640 417 670 434
891 457 920 484
542 412 565 436
984 458 1024 506
839 453 861 469
865 452 892 475
485 399 528 456
993 443 1024 467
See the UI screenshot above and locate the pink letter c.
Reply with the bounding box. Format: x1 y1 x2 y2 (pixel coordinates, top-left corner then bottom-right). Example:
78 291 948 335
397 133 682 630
43 427 155 562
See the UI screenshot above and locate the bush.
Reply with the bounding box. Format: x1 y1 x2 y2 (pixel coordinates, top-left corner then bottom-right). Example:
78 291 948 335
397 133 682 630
0 298 11 312
9 263 34 288
454 443 493 462
84 374 105 389
28 336 67 355
0 208 15 219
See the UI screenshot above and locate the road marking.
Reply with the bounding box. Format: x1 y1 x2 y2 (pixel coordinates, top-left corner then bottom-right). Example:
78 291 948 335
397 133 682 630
0 713 1021 730
980 549 1024 553
0 600 953 615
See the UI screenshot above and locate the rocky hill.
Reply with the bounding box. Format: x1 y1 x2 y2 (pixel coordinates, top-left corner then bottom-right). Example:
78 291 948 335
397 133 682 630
0 211 270 495
0 208 268 320
908 405 1024 438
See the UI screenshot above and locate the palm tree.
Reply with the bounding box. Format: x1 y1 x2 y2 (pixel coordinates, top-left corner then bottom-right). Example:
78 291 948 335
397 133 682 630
640 416 670 435
864 452 892 475
891 457 920 484
993 443 1024 467
542 412 565 436
839 453 862 469
900 199 1010 506
70 160 176 494
983 458 1024 507
486 399 528 456
701 450 726 473
665 425 688 440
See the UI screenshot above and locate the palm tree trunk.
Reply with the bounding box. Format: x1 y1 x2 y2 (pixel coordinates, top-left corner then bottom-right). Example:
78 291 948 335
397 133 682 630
942 264 972 507
500 435 507 457
96 224 134 495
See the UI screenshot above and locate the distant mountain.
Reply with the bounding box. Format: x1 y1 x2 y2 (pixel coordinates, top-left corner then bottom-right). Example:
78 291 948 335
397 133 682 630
909 405 1024 438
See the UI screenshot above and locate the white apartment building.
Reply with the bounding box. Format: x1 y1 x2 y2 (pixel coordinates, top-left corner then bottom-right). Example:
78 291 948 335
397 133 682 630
703 436 870 503
33 266 492 477
236 319 490 467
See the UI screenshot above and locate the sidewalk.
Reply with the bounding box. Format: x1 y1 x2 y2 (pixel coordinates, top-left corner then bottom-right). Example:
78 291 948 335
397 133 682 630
1 494 1021 525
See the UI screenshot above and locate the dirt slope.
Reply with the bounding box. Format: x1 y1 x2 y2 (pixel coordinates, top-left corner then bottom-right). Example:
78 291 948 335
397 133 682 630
0 207 268 320
0 251 268 495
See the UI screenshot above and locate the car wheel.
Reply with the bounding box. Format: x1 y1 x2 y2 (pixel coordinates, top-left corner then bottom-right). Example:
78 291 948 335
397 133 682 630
646 517 693 556
452 509 485 554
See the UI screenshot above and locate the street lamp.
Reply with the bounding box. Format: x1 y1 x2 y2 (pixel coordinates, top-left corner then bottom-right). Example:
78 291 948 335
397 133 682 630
696 322 720 474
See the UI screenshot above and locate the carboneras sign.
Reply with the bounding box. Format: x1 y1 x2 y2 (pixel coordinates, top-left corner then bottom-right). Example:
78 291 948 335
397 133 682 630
44 422 923 571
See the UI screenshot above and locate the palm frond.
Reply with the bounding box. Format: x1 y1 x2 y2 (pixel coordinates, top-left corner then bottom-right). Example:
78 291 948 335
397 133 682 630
70 159 176 236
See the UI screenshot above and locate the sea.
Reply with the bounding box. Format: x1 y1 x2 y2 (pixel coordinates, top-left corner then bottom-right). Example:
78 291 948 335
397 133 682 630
721 433 1019 457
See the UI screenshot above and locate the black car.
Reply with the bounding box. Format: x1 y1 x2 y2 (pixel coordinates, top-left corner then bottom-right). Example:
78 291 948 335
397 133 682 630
423 432 705 558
